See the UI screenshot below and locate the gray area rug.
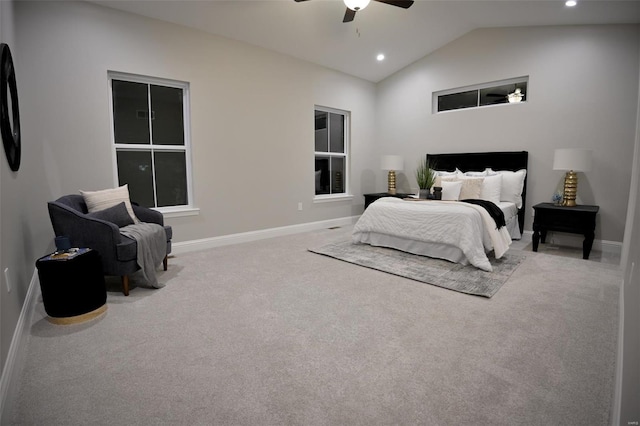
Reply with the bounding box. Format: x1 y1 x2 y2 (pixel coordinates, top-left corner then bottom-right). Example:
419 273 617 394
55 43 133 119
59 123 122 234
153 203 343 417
309 241 525 297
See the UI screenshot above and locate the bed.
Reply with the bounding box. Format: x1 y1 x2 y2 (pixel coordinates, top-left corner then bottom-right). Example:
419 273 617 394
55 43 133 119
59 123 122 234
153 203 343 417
352 151 528 272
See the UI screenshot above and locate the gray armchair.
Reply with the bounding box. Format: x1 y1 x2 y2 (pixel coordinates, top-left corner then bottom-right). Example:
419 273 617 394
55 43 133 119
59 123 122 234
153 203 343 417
47 194 172 296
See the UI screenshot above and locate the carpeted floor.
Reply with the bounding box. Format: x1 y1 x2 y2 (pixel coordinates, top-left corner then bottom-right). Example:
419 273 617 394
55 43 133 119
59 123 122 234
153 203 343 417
7 226 620 425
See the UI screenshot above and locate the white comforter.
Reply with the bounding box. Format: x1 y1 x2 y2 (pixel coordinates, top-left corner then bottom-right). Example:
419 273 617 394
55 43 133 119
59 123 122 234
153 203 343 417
352 198 512 272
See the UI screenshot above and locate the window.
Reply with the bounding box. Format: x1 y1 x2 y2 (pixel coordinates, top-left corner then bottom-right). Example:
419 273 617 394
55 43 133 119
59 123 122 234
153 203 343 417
109 72 193 212
435 76 528 113
314 107 349 197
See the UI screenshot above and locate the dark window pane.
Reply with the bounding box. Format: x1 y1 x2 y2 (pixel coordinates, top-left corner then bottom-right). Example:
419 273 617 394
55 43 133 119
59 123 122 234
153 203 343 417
112 80 150 145
331 157 345 194
315 111 328 152
315 156 330 195
329 113 344 153
151 85 184 146
154 151 188 207
116 150 155 207
438 90 478 112
480 82 527 106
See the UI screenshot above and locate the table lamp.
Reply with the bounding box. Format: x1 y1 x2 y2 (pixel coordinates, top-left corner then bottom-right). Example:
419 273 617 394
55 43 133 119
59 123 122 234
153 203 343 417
381 155 403 194
553 148 592 207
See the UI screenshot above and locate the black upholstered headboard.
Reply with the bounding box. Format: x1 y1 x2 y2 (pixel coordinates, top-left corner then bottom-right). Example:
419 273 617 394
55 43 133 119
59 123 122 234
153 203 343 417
426 151 528 234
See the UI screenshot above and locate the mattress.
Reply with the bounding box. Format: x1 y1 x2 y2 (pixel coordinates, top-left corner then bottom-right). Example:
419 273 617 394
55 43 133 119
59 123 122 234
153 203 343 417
352 198 514 271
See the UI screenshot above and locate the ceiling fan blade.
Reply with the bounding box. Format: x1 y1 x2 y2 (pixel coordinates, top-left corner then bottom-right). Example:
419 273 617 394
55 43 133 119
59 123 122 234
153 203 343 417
374 0 414 9
343 8 356 22
293 0 310 2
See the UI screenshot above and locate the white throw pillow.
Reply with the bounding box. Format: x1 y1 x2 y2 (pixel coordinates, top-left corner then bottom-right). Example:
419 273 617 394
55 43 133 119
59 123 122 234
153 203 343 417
479 173 503 205
434 169 461 177
440 180 463 201
80 184 139 223
489 169 527 208
464 170 487 177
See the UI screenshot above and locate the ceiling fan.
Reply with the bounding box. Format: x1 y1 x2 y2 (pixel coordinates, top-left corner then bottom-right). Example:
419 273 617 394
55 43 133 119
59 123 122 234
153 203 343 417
294 0 414 23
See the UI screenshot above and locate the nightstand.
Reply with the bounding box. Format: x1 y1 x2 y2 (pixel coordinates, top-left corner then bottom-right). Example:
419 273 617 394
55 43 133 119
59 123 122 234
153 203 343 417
532 202 599 259
364 192 414 210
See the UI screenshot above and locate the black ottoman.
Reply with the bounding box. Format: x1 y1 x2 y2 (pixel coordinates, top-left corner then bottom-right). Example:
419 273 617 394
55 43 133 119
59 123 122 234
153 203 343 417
36 248 107 324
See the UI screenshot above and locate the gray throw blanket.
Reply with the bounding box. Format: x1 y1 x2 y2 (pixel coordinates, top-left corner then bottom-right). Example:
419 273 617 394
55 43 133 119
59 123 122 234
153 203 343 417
119 223 167 288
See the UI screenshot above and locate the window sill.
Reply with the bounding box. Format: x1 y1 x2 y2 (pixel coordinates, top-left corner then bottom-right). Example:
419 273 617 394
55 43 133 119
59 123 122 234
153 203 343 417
313 195 354 204
155 206 200 218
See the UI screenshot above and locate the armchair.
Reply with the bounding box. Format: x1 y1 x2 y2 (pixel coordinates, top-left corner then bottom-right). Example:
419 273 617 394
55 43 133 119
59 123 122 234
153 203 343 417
47 194 172 296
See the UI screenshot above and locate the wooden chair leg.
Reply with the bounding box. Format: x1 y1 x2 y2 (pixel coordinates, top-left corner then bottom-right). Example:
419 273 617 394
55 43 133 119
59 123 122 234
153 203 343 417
121 275 130 296
163 255 168 271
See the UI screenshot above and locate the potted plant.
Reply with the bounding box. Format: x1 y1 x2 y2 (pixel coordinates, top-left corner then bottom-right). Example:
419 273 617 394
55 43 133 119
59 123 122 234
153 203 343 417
415 157 437 199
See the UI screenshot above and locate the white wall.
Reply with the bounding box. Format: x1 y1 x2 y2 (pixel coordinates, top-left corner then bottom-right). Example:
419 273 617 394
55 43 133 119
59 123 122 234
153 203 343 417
14 0 377 245
376 25 640 242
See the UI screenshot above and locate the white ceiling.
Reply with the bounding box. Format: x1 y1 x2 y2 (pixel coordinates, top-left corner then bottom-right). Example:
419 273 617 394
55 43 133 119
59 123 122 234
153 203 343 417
91 0 640 82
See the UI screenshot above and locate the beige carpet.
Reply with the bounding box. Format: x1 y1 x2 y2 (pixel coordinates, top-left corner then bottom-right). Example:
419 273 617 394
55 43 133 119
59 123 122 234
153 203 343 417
8 226 620 425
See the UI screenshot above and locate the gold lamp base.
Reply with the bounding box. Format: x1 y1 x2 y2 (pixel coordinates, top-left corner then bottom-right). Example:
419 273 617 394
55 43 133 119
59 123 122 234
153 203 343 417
561 170 578 207
387 170 397 194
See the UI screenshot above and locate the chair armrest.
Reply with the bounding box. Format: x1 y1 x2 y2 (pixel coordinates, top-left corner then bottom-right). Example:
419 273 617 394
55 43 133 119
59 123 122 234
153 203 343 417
132 205 164 226
47 202 124 265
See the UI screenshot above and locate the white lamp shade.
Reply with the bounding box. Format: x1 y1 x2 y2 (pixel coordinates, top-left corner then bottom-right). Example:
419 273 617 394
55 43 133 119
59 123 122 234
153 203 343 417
381 155 403 171
344 0 370 11
553 148 592 172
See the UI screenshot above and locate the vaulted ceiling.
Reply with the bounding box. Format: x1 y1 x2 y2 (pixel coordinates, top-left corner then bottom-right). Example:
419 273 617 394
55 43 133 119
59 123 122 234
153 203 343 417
91 0 640 82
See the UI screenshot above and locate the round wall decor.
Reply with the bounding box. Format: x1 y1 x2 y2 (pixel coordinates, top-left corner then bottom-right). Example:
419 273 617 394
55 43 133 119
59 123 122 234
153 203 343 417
1 43 21 172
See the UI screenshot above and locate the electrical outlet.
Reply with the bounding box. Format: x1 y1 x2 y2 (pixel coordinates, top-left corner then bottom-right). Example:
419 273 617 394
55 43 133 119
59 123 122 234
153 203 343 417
4 267 10 293
298 202 303 211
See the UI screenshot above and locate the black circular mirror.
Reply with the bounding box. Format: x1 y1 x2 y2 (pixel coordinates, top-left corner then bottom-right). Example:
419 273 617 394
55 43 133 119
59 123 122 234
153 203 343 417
1 43 21 172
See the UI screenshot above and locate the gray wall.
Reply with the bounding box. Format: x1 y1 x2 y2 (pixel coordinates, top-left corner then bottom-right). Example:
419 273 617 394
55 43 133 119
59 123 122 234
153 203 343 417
0 0 53 377
376 25 640 242
619 60 640 426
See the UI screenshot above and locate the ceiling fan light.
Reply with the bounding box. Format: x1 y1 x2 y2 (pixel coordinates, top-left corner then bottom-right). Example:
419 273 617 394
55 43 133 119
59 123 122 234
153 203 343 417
344 0 371 11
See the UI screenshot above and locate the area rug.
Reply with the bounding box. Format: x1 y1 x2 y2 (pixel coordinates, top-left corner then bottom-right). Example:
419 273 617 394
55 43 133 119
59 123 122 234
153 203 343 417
309 241 526 298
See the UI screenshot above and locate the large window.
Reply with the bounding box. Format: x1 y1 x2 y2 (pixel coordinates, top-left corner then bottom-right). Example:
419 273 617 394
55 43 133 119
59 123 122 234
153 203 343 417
434 76 528 113
314 107 349 197
109 72 193 212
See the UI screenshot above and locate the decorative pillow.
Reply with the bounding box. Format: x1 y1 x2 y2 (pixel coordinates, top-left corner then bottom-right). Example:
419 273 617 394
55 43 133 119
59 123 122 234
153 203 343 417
86 202 135 228
489 169 527 208
440 180 463 201
435 176 483 200
464 170 487 177
457 176 484 200
479 173 503 205
434 169 460 177
80 184 139 223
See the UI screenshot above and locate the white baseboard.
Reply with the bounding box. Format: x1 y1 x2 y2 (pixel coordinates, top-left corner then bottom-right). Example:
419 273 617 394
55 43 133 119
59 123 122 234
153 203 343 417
612 273 625 426
172 215 360 255
521 230 622 256
0 269 40 424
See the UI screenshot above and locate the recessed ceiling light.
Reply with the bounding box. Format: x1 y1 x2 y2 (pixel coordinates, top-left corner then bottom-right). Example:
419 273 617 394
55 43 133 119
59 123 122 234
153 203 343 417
376 53 385 61
565 0 577 7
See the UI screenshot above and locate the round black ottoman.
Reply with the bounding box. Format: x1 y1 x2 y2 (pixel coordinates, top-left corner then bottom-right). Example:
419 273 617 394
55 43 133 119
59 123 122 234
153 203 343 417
36 248 107 324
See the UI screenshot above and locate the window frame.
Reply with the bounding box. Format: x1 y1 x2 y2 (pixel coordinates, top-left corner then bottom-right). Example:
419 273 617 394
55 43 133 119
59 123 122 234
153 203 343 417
108 71 197 217
433 76 529 114
313 105 352 202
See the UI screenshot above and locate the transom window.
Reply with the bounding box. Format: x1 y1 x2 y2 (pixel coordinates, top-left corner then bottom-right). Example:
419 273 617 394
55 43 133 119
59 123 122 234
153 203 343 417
314 107 349 197
434 76 528 113
109 72 193 211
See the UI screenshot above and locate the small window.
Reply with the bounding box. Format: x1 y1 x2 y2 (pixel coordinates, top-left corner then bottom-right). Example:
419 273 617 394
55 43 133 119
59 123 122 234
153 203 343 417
109 72 193 211
314 107 349 197
435 77 528 113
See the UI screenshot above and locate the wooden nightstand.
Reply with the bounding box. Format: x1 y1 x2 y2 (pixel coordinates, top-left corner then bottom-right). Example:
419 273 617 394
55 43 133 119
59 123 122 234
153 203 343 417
532 202 600 259
364 192 414 210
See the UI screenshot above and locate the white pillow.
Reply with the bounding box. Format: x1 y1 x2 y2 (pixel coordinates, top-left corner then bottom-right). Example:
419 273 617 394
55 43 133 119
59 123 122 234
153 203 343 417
464 170 487 177
434 169 461 177
440 180 462 201
489 169 527 208
80 184 139 223
479 173 502 205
